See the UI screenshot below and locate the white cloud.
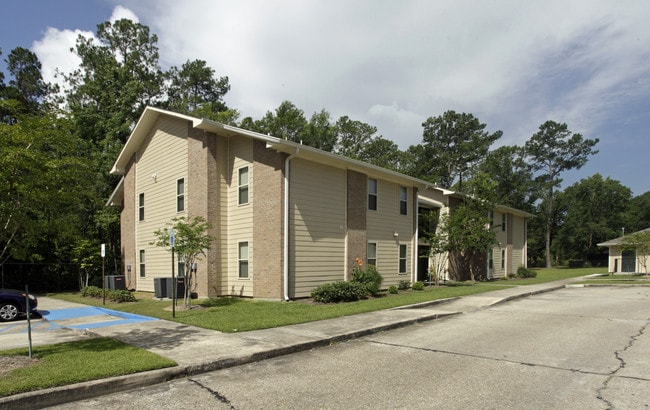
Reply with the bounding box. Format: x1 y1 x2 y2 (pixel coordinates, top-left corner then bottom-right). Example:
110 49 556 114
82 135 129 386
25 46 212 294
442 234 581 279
109 5 139 23
31 27 88 87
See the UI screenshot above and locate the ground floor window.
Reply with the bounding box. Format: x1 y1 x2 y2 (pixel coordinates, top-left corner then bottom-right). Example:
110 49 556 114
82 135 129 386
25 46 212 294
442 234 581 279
399 244 407 273
239 242 249 278
139 250 146 277
367 242 377 266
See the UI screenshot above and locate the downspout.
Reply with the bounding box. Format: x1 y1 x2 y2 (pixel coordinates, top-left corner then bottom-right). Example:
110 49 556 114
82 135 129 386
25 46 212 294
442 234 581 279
284 148 299 301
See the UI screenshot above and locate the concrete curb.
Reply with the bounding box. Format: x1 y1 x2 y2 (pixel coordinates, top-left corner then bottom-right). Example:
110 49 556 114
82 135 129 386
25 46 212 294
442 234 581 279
1 281 585 409
486 285 568 307
0 311 460 409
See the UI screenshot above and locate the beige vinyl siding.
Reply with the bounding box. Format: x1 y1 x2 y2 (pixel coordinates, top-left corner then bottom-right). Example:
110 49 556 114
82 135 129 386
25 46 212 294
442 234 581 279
135 116 188 292
511 215 526 269
367 179 413 288
226 138 254 297
290 159 346 298
214 136 230 295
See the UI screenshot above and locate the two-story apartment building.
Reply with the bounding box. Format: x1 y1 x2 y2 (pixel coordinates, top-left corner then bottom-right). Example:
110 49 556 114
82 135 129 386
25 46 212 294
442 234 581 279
107 107 530 299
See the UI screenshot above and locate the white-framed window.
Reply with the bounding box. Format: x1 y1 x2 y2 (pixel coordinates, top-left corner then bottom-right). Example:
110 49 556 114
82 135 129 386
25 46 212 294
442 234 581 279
367 242 377 266
368 178 377 211
489 210 494 229
399 186 408 215
139 249 146 277
138 193 145 221
502 213 506 232
501 249 506 269
489 249 494 269
238 241 249 278
399 244 407 273
177 178 185 212
238 167 249 205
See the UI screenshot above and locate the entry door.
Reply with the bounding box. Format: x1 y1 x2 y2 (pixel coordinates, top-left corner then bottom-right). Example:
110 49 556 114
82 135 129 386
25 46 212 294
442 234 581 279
621 250 636 272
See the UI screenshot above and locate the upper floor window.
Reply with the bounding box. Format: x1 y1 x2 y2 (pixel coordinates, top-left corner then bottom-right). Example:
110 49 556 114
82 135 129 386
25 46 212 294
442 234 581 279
399 186 408 215
502 213 506 232
367 242 377 266
399 244 407 273
239 167 249 205
138 193 145 221
177 178 185 212
368 178 377 211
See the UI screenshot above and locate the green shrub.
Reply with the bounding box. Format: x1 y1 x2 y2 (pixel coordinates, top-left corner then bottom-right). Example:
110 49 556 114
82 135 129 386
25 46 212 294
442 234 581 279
109 290 137 302
387 285 398 294
81 286 102 298
80 286 137 302
351 265 383 295
412 281 425 290
398 280 411 291
516 266 537 278
311 281 369 303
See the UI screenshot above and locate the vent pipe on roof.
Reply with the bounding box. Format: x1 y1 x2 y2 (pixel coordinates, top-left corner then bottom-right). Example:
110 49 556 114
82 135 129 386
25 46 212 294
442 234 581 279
283 147 299 301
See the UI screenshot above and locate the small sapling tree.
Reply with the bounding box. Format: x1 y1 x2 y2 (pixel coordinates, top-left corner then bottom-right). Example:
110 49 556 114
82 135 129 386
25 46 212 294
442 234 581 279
152 216 213 307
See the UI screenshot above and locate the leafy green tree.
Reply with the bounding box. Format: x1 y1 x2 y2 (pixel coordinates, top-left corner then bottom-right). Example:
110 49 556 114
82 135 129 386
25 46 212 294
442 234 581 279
446 172 498 281
301 109 337 151
71 239 102 289
3 47 52 115
554 174 631 262
65 18 164 150
254 100 307 142
418 111 502 190
525 120 599 268
334 115 377 159
165 59 230 115
625 191 650 232
476 145 537 213
357 136 404 171
0 111 91 272
152 216 214 307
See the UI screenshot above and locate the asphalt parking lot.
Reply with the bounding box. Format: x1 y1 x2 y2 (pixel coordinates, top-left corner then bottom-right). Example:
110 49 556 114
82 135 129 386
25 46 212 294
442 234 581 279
0 297 158 350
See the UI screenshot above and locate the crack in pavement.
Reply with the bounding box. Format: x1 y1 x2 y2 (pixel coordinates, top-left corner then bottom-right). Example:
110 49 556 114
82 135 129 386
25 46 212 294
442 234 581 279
188 378 237 409
366 339 650 383
596 319 649 409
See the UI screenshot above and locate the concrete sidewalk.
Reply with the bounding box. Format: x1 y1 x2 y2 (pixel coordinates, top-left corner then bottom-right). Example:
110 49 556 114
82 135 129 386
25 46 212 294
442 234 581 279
0 277 587 408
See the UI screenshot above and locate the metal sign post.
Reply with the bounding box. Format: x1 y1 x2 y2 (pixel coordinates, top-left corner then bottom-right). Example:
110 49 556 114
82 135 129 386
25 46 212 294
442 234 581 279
170 229 176 318
101 243 106 305
25 285 33 358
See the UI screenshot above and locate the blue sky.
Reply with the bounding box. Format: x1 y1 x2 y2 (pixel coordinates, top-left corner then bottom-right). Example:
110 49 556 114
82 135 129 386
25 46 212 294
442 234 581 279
2 0 650 196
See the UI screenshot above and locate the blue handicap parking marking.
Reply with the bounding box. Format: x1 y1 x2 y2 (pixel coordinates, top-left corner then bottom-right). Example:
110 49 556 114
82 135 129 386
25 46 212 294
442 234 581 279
42 306 158 329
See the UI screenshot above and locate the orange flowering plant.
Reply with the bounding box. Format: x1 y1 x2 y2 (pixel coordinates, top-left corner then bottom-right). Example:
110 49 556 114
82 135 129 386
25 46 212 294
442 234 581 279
351 256 382 295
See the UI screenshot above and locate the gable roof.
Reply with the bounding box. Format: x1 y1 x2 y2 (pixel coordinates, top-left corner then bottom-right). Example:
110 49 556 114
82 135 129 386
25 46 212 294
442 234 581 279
107 106 532 219
598 227 650 247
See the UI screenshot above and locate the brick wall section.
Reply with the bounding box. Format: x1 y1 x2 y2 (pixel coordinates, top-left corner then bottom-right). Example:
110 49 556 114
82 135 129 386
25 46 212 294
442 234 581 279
187 126 220 297
253 140 285 299
121 154 136 289
346 170 367 277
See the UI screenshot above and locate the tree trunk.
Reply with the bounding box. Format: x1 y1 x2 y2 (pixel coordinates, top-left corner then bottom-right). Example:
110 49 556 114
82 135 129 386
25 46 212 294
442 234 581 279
545 188 553 268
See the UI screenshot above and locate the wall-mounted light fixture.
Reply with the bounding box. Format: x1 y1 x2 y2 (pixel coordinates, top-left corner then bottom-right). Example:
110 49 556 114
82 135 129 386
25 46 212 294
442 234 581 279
151 173 157 182
393 231 399 238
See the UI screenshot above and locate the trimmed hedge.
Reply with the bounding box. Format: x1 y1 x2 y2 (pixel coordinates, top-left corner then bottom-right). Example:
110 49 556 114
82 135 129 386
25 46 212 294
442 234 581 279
81 286 137 302
310 281 369 303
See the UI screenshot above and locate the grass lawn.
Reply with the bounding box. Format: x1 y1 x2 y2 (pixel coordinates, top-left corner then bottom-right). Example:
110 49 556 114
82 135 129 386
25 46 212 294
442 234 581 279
48 267 604 333
0 338 176 397
576 273 650 285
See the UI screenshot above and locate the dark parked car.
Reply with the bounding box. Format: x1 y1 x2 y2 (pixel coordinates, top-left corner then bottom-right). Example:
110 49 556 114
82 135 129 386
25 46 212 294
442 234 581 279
0 289 38 322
